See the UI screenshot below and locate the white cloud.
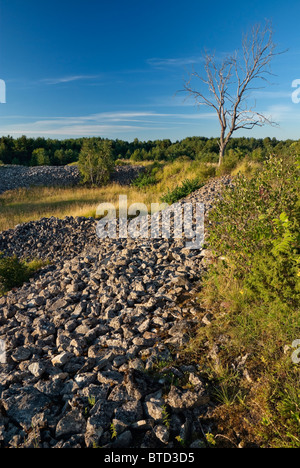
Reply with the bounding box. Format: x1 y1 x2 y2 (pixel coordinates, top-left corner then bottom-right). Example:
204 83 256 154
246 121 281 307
40 75 102 85
263 104 300 122
0 110 217 138
147 56 203 68
250 90 292 100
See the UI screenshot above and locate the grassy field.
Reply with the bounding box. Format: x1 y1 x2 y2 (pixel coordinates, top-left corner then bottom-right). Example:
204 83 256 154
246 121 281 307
0 160 218 232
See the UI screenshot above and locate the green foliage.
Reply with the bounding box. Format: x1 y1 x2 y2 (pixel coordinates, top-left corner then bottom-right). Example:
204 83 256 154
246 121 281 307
216 148 243 176
53 149 77 165
132 162 162 189
30 148 50 166
78 139 114 186
196 154 300 447
205 433 217 446
209 155 299 272
0 254 48 295
110 423 117 439
0 255 29 292
115 159 128 166
162 405 171 429
0 134 298 167
132 172 157 188
160 178 203 204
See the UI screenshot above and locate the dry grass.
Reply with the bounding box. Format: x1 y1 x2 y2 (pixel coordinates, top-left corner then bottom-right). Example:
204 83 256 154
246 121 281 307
0 160 217 232
0 184 159 232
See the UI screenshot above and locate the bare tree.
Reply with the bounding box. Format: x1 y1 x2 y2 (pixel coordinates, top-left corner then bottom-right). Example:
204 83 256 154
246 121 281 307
183 22 283 166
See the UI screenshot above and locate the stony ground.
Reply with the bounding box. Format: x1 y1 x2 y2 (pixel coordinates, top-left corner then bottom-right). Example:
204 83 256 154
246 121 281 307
0 176 232 449
0 164 145 194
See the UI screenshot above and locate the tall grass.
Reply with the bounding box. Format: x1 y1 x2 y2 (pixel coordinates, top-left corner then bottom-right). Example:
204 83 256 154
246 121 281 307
0 160 217 232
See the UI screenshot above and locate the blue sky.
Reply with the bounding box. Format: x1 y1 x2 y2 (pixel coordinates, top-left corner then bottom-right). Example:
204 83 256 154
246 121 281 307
0 0 299 141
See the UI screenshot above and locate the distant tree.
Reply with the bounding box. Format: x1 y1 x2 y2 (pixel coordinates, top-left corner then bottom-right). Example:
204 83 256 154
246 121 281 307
53 149 77 166
30 148 50 166
183 22 284 166
78 139 114 186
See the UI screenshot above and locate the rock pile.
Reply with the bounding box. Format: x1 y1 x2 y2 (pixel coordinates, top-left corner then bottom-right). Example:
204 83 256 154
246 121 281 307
0 164 145 195
0 176 232 448
0 166 81 194
110 165 146 186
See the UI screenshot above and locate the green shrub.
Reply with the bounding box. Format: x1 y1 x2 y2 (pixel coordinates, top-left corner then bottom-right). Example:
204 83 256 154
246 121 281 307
30 148 50 166
132 162 163 189
216 148 243 176
192 154 300 447
160 178 203 204
132 172 157 189
209 155 299 274
0 254 49 295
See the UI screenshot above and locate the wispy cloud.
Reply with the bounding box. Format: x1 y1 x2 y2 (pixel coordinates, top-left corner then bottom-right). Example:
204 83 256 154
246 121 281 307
40 75 102 85
147 56 203 69
250 90 292 100
263 104 300 121
0 110 216 138
1 106 299 139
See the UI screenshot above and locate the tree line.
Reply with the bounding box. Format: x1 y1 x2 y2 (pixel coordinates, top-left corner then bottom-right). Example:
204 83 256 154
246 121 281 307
0 134 298 167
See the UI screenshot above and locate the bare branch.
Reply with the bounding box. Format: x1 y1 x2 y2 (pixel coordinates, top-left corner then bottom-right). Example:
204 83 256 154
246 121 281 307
182 21 286 165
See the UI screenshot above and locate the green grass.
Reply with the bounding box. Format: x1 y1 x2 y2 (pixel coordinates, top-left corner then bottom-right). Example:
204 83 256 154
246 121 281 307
160 178 204 204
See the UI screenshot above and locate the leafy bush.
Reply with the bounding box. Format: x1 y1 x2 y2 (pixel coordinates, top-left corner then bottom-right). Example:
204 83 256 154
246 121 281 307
192 154 300 447
78 139 114 186
132 162 163 189
215 149 243 176
209 155 299 278
160 178 203 204
0 254 48 295
132 172 157 188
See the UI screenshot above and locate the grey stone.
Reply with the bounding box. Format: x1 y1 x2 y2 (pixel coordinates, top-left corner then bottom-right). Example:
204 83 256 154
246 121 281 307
11 347 32 362
166 385 210 412
90 401 119 430
28 362 45 378
0 175 232 448
2 387 50 430
55 409 86 439
110 430 133 448
154 425 170 444
51 352 73 367
113 401 143 434
144 401 164 421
